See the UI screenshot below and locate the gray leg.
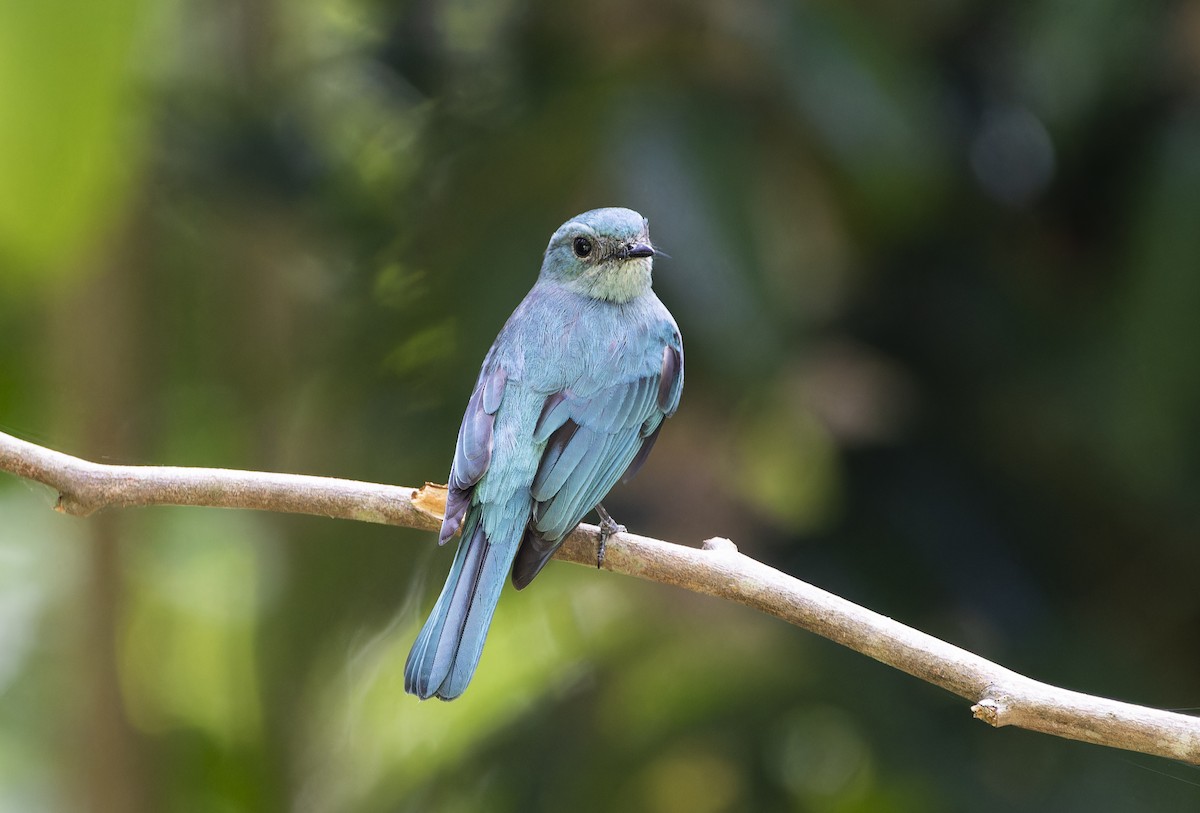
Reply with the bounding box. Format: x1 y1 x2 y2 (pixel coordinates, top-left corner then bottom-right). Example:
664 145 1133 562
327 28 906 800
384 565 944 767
594 503 626 569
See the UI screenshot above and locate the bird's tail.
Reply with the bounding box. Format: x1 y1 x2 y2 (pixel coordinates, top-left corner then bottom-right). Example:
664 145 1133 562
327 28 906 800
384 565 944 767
404 496 526 700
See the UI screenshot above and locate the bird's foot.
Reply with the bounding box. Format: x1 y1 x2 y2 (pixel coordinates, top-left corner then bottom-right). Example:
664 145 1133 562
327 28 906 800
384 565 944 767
594 503 626 569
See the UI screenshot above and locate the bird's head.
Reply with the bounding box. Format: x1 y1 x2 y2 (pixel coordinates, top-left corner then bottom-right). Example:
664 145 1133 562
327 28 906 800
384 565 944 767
539 207 658 303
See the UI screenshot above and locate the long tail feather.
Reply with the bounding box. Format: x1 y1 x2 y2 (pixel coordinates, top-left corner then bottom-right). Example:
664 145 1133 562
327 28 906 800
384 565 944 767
404 497 526 700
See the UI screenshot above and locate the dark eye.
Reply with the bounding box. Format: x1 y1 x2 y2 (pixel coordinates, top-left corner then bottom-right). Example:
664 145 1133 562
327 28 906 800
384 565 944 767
572 237 593 258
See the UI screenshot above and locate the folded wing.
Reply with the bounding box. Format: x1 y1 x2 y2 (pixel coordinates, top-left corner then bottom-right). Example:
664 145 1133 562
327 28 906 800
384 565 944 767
512 340 683 589
439 364 508 545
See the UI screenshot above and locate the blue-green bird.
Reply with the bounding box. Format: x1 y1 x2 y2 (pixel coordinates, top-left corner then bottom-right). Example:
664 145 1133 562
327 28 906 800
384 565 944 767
404 207 684 700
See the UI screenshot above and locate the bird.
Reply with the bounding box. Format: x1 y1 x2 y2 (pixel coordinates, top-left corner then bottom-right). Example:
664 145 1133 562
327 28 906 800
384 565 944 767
404 207 684 700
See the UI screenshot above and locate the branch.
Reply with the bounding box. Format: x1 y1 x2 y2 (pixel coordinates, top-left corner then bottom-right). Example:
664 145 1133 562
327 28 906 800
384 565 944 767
2 429 1197 764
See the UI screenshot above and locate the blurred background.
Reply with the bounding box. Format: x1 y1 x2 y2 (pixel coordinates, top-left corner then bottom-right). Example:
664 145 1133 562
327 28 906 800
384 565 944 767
2 0 1199 810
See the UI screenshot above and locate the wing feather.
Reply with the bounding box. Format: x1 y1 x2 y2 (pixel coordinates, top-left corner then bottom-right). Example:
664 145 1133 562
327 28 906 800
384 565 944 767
513 342 677 586
533 391 570 443
439 364 507 545
531 422 593 500
533 432 641 537
658 344 683 416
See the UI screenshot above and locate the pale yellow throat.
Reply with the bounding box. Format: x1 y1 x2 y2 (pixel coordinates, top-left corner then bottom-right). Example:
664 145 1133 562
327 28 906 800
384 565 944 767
580 257 653 303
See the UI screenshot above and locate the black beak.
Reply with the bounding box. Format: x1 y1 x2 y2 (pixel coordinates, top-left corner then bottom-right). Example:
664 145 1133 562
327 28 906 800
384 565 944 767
625 242 655 258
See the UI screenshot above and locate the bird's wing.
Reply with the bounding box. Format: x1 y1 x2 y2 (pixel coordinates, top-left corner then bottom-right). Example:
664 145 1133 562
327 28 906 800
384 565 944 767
438 361 508 545
511 330 683 588
620 341 683 485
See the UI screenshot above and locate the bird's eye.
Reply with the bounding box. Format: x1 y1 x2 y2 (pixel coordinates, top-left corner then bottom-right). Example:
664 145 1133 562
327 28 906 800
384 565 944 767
572 237 593 258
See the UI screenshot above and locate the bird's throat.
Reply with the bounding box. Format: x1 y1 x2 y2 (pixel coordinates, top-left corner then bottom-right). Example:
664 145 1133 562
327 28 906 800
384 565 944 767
578 258 653 303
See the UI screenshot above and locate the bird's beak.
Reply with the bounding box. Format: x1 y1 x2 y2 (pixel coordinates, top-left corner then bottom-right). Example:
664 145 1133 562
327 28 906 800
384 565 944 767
625 242 655 258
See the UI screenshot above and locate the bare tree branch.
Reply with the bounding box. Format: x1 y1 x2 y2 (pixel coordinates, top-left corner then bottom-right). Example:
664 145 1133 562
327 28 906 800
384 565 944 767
2 429 1197 764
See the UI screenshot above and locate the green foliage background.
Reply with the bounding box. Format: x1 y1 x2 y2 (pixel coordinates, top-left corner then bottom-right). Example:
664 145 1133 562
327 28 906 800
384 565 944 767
1 1 1199 810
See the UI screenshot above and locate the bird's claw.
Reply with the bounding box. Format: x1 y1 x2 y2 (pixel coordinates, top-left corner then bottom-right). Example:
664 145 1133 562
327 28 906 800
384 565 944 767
595 504 625 569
